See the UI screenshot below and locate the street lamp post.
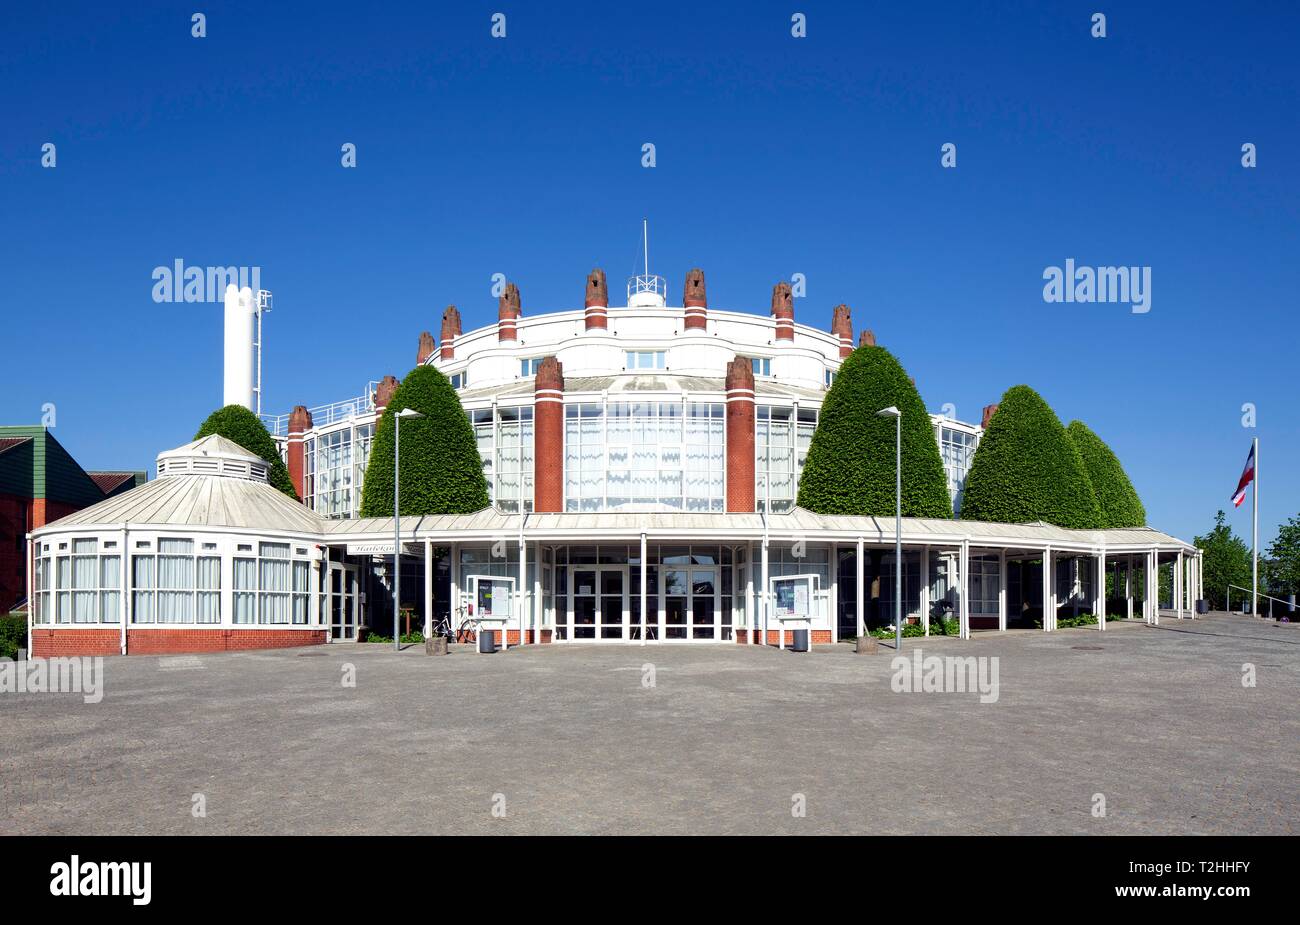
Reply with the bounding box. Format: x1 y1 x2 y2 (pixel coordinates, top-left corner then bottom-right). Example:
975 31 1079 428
393 408 425 652
877 406 902 652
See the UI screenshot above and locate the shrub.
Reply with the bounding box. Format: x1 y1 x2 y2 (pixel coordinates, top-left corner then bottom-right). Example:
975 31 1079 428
360 366 490 516
195 404 298 499
1066 421 1146 528
0 614 26 660
797 345 952 518
961 385 1103 529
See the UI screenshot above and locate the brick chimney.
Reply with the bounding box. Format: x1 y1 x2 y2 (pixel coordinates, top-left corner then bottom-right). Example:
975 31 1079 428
533 357 565 512
683 268 707 331
286 405 313 502
981 403 999 429
725 356 756 513
374 375 399 412
771 282 794 341
498 282 521 342
859 329 876 348
416 331 435 366
439 306 462 360
831 304 853 358
584 268 608 331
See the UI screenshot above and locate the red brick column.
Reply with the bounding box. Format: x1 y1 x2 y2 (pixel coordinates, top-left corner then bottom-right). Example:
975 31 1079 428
439 305 461 360
374 376 399 414
584 269 608 331
683 268 707 331
771 282 794 341
498 282 521 342
286 405 313 501
533 357 565 512
831 304 853 358
725 356 756 513
981 403 999 428
859 329 876 348
416 331 435 365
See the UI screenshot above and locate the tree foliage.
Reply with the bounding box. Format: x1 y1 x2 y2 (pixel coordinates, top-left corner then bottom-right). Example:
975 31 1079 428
1194 510 1252 609
360 366 490 517
1264 514 1300 599
960 385 1102 529
1066 420 1146 528
797 345 952 518
195 404 298 499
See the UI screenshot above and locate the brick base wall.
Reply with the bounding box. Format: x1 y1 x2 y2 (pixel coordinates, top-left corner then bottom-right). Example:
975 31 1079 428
30 628 327 657
735 629 833 645
29 628 120 657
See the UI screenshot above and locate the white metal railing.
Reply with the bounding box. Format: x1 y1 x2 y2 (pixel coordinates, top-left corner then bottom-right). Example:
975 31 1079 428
1226 584 1294 612
627 273 667 302
260 383 379 436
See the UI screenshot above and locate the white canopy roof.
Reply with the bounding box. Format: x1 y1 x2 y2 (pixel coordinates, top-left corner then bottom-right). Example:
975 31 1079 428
32 434 1195 555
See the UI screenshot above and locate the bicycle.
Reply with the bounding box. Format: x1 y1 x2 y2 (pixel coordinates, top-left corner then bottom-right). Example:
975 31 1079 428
432 606 479 643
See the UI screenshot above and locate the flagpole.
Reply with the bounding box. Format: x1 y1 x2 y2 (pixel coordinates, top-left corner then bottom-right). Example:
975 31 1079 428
1252 436 1259 617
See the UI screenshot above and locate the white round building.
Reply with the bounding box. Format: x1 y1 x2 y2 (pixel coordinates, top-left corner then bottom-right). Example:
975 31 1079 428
27 267 1202 655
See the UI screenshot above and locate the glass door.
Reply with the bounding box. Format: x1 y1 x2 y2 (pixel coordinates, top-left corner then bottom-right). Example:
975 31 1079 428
328 563 358 641
660 566 719 640
600 569 625 639
566 567 626 641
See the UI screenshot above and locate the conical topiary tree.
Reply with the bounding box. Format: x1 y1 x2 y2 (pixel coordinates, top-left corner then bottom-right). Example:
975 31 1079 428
797 345 952 518
195 404 298 500
960 385 1102 529
1066 420 1146 528
360 365 490 517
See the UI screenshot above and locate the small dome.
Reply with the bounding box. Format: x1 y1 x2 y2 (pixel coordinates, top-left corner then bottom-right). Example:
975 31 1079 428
156 434 271 482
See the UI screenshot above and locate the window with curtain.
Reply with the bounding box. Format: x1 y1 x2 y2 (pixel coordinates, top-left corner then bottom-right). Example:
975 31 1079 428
259 542 291 624
38 538 123 625
158 538 195 623
132 554 155 624
197 556 220 624
234 557 257 624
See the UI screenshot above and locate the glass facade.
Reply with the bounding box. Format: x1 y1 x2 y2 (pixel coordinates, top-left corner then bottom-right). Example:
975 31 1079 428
470 405 535 512
564 401 725 512
305 422 374 519
938 425 979 514
756 406 817 513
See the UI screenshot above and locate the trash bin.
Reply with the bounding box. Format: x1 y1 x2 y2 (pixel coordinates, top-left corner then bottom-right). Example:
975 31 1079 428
1196 599 1209 615
478 629 497 653
791 628 809 652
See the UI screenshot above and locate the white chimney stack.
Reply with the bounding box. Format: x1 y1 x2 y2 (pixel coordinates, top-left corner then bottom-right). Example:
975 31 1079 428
223 284 255 410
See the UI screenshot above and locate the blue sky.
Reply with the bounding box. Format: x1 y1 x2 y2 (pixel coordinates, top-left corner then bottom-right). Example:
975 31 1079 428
2 1 1296 547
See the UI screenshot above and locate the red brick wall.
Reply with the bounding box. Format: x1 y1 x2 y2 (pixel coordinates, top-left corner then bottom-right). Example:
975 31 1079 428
533 357 565 512
29 628 120 656
736 629 833 645
0 494 28 612
286 405 313 502
725 357 756 513
30 628 327 657
771 281 795 340
683 268 707 331
584 269 608 330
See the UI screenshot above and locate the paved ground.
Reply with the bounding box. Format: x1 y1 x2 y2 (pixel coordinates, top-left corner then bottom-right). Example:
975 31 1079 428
1 612 1296 835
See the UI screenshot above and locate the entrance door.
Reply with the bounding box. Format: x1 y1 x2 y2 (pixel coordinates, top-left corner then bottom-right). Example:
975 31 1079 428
661 566 718 640
328 563 359 641
566 567 627 641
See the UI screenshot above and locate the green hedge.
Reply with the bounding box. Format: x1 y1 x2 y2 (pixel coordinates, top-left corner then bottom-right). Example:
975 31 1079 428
195 404 299 500
360 366 490 517
961 385 1102 529
797 345 952 518
1066 421 1146 528
1 614 26 660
